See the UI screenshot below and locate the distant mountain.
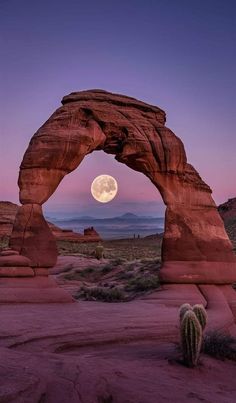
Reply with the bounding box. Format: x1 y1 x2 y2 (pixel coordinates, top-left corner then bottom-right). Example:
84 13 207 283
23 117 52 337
52 213 162 222
48 212 164 240
120 213 138 219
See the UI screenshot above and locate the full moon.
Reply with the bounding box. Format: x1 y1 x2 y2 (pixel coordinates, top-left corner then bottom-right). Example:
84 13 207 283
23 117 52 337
91 175 118 203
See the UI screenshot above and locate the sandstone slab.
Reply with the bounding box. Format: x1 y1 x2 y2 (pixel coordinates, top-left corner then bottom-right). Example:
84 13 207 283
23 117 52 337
0 267 34 277
33 268 49 276
0 291 236 402
0 277 73 303
160 261 236 284
0 249 19 256
0 254 31 266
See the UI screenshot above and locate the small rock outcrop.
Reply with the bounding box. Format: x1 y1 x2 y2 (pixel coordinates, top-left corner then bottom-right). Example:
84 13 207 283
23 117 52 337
84 226 101 240
218 198 236 250
218 198 236 221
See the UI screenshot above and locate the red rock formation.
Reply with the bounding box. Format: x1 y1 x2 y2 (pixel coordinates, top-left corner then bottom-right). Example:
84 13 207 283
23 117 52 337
84 226 101 241
218 197 236 251
10 90 236 283
218 197 236 221
50 225 101 242
9 204 57 267
0 201 18 239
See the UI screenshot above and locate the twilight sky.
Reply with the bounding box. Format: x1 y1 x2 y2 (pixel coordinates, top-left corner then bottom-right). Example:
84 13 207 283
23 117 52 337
0 0 235 218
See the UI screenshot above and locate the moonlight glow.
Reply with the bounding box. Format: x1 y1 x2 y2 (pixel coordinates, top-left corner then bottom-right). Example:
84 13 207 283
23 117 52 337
91 175 118 203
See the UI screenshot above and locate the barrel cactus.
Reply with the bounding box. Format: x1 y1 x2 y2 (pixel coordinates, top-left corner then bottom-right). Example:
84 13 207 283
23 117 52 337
193 304 207 330
95 243 104 260
179 303 192 322
180 310 203 367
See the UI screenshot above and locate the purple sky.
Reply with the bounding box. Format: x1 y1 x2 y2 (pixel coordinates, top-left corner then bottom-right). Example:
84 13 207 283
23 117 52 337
0 0 235 217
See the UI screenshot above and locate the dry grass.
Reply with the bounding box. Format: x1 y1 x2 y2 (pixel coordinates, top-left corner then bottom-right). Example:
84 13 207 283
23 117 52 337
0 236 9 249
77 286 126 302
61 256 161 302
57 237 162 261
125 275 160 292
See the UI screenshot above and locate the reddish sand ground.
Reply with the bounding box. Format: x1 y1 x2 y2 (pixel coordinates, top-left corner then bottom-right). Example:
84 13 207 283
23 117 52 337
0 255 236 402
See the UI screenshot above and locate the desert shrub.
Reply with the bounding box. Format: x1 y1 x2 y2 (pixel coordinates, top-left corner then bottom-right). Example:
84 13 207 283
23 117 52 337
79 267 96 277
79 286 125 302
100 258 126 274
203 331 236 361
117 271 134 280
180 310 202 367
100 264 115 274
0 236 9 249
110 258 126 266
64 267 95 280
64 272 80 280
125 275 159 292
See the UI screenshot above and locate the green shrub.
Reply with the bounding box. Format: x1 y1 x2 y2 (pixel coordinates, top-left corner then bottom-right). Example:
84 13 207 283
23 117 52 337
203 331 236 361
110 258 126 266
0 236 9 249
79 266 96 277
101 264 114 274
64 267 95 280
79 286 125 302
125 275 159 292
64 272 80 280
117 271 134 280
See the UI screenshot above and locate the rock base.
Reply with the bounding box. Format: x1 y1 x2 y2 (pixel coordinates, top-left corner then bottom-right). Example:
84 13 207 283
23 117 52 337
0 267 34 277
160 261 236 284
0 276 74 303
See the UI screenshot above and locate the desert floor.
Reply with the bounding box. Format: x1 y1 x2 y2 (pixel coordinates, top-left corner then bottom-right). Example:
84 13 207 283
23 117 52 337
1 237 236 402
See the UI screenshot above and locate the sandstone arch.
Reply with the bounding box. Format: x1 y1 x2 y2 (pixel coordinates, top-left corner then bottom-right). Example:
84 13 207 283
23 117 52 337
10 90 236 284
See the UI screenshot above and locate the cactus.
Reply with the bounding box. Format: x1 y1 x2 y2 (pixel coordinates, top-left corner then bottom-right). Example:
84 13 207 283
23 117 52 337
193 304 207 330
180 310 202 367
95 243 104 260
179 303 192 322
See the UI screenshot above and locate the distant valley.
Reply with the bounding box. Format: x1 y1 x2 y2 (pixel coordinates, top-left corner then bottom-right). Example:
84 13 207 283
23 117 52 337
47 213 165 240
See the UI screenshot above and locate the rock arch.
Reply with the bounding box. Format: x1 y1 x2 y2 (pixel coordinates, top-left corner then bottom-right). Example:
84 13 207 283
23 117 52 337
10 90 236 284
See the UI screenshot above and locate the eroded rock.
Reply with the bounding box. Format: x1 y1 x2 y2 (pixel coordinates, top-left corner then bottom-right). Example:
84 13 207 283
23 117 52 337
11 89 236 282
10 204 57 268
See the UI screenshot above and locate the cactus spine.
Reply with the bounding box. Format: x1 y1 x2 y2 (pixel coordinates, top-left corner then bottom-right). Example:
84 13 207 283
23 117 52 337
179 303 192 322
193 304 207 330
180 310 202 367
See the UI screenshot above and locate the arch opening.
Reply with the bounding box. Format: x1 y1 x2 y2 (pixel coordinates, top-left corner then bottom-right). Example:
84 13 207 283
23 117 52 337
43 149 165 241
